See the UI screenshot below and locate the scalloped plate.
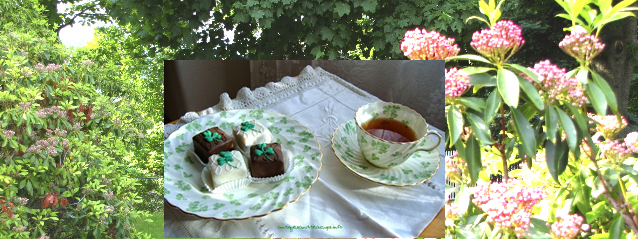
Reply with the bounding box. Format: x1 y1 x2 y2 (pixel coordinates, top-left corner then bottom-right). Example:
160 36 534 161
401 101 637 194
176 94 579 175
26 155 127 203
331 120 439 186
164 109 322 220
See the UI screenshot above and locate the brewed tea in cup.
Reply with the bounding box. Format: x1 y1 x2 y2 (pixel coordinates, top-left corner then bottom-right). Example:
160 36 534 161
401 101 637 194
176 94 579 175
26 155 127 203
355 102 441 168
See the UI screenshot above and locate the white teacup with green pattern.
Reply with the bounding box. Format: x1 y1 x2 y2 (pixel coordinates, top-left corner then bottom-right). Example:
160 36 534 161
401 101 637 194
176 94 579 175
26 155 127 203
355 102 442 168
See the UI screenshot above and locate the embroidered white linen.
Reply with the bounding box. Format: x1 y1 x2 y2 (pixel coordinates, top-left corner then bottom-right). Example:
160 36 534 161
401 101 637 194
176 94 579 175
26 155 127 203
163 66 445 237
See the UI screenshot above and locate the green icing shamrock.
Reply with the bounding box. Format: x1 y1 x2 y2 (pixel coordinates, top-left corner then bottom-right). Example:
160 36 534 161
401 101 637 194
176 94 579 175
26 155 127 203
254 143 275 161
203 131 223 142
240 121 261 133
217 151 237 168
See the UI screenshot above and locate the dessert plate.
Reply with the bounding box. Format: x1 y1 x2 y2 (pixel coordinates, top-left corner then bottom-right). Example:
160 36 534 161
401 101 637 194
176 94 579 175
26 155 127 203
331 120 440 186
164 109 322 220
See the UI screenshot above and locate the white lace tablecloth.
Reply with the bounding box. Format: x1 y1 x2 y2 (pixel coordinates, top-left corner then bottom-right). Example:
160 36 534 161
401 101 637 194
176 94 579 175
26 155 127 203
163 66 445 237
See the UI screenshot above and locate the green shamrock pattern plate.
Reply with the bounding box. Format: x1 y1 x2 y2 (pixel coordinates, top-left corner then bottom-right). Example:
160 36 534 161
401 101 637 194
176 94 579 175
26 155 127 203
331 120 439 186
164 109 322 220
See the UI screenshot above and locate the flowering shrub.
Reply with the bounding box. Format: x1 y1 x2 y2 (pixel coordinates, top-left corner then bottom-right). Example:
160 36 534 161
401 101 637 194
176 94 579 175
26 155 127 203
402 0 638 238
0 0 155 238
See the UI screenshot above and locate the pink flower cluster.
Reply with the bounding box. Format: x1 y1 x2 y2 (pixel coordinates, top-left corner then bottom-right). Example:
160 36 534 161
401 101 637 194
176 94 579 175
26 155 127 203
12 197 29 206
18 102 31 111
105 205 115 214
104 190 115 200
34 63 45 72
400 28 460 60
45 128 67 137
524 60 586 107
472 180 547 238
470 20 525 63
445 67 470 97
2 129 15 139
624 132 638 151
72 123 82 131
551 214 587 239
559 27 605 63
26 137 64 157
81 59 94 67
34 63 62 73
588 113 627 139
36 106 68 120
45 63 62 73
595 131 638 160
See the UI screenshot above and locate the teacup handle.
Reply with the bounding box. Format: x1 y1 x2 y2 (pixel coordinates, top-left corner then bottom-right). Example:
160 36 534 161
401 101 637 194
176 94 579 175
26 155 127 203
420 131 442 151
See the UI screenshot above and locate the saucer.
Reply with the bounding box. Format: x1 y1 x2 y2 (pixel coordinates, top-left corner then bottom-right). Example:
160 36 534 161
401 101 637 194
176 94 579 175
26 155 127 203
331 120 440 186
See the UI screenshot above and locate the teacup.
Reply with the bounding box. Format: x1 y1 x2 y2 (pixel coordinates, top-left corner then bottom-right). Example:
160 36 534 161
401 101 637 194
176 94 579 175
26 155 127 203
355 102 442 168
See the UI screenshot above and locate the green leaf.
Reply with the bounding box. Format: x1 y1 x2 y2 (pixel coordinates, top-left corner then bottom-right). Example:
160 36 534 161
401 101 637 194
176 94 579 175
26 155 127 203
518 77 544 110
456 97 486 112
497 68 520 107
590 71 618 114
507 63 538 83
574 169 592 214
466 15 491 25
511 108 536 159
462 67 494 75
557 108 578 152
27 181 33 196
478 0 490 14
545 136 568 183
469 73 497 86
447 105 464 146
467 113 494 145
449 54 492 64
335 2 351 17
465 135 482 185
586 81 608 115
571 0 588 20
545 104 558 142
484 89 501 124
359 0 377 12
609 214 623 239
456 184 471 216
556 13 573 21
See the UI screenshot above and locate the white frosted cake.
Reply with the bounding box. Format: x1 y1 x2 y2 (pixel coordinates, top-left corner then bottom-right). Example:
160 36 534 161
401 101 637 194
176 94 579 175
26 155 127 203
233 120 273 154
207 150 249 188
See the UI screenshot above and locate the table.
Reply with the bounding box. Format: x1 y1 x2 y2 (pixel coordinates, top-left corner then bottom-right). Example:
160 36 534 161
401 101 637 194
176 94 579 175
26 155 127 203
164 66 445 237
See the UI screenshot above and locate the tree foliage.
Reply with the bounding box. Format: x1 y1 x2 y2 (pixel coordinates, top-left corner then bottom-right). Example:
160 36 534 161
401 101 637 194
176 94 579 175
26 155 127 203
0 0 157 237
72 25 169 212
54 0 478 59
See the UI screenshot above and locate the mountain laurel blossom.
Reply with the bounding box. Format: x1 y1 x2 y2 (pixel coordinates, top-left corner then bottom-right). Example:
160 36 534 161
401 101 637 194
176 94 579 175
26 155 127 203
559 26 605 64
523 60 586 108
470 20 524 63
551 214 587 239
472 180 546 238
445 67 470 97
400 28 460 60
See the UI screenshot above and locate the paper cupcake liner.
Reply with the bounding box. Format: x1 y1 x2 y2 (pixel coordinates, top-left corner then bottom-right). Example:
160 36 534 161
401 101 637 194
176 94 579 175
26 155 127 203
201 166 251 194
249 148 295 183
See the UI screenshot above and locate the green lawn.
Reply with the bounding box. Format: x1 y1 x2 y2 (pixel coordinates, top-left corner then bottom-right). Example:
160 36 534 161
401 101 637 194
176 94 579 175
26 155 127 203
137 212 164 238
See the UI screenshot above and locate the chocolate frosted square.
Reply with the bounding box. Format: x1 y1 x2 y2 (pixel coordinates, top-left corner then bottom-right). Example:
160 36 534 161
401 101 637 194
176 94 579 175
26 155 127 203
192 127 234 164
249 143 284 178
